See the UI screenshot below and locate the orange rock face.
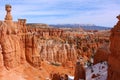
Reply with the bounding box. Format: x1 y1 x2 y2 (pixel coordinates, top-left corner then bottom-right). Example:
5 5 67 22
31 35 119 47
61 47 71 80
0 21 25 70
107 15 120 80
0 5 43 80
25 35 41 68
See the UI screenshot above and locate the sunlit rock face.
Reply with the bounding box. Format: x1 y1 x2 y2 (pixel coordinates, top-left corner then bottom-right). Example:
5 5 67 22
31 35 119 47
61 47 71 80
107 15 120 80
41 42 77 64
0 21 26 70
0 4 32 70
25 34 41 68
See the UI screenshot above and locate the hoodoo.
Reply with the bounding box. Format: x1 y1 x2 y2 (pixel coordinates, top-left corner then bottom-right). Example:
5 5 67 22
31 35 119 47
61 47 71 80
4 4 13 25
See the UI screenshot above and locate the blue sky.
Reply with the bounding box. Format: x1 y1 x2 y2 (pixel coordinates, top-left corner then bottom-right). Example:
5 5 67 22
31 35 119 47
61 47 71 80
0 0 120 27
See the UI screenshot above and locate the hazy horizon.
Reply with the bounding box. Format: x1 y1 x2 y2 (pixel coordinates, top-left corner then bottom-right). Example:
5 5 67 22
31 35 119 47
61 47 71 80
0 0 120 27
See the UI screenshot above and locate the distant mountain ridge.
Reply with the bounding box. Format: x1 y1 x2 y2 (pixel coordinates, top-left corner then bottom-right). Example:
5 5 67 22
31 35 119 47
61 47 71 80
27 23 52 28
49 24 111 30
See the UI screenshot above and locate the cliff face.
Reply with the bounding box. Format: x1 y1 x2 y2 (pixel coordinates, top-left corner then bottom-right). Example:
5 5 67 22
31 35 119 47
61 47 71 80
25 35 78 67
107 15 120 80
0 21 26 70
0 5 44 80
40 41 77 64
25 35 41 68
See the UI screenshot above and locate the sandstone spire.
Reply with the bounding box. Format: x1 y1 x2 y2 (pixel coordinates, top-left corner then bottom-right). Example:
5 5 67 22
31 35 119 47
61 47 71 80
4 4 13 25
107 15 120 80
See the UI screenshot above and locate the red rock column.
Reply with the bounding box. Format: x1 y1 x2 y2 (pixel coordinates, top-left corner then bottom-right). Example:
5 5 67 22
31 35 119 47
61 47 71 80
107 15 120 80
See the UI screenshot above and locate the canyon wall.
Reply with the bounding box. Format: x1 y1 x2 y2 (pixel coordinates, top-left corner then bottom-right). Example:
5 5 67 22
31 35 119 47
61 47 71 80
0 4 112 80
